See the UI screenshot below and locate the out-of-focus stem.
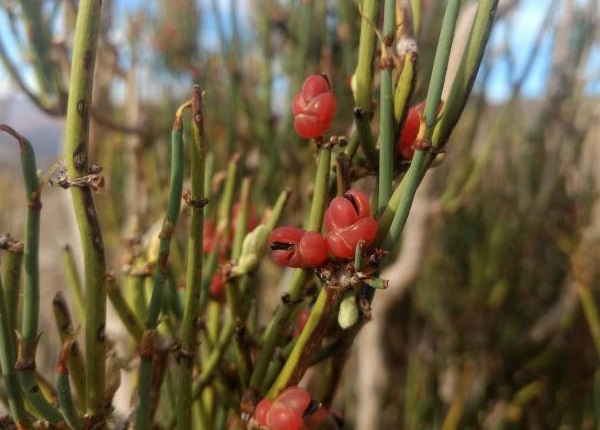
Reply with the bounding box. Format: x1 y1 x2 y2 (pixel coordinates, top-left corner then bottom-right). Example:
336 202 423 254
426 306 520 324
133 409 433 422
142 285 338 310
1 237 24 333
135 102 188 430
62 244 85 323
0 274 29 427
249 146 331 394
354 0 379 164
0 125 63 423
106 275 144 343
432 0 499 148
52 291 87 408
56 338 84 430
63 0 107 420
377 0 396 213
379 0 462 247
177 86 207 430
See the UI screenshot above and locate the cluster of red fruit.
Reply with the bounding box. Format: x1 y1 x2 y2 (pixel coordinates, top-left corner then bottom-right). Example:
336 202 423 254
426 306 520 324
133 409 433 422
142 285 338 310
254 386 340 430
268 189 377 268
291 74 438 162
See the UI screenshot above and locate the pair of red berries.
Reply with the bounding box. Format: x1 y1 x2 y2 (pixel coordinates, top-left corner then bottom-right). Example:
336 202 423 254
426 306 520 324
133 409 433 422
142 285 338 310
254 386 339 430
292 74 337 139
268 189 378 268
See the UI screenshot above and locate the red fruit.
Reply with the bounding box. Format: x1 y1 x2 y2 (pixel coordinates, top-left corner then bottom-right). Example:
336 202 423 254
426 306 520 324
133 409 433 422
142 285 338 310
209 274 226 302
326 217 378 259
396 100 444 159
266 406 304 430
292 74 337 139
269 227 328 268
255 398 272 427
303 407 341 430
273 386 312 414
324 190 372 232
324 189 378 259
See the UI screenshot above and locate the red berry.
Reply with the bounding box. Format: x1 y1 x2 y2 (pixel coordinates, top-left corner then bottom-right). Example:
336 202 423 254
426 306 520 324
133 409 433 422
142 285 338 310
324 189 378 259
324 190 372 232
273 386 312 414
269 227 328 268
397 101 423 159
326 217 378 259
292 74 337 139
396 100 444 159
255 399 272 427
209 274 226 302
266 406 304 430
303 407 341 430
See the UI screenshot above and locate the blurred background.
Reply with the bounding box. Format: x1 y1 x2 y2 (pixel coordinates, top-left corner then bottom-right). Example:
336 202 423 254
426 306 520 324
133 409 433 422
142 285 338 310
0 0 599 428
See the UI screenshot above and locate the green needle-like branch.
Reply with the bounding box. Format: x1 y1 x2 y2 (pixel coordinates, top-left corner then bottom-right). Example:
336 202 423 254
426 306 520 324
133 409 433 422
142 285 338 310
135 101 188 430
63 0 107 420
177 85 206 430
354 0 380 164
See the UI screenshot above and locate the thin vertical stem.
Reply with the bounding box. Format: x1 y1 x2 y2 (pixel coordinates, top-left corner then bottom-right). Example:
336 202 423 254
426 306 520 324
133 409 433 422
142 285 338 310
63 0 107 420
135 102 188 430
176 86 206 430
377 0 396 213
354 0 379 163
249 145 331 394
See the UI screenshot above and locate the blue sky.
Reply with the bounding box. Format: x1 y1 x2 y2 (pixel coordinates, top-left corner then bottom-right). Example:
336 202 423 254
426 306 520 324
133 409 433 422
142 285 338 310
0 0 597 102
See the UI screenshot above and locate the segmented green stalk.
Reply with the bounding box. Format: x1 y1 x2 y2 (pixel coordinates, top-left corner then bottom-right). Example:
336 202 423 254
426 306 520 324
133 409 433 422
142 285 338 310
378 0 463 247
61 244 85 323
63 0 107 419
354 0 379 163
52 291 87 408
377 0 397 213
0 273 29 427
249 146 331 394
1 125 63 424
135 102 187 430
177 86 206 430
106 275 144 342
193 190 290 401
56 339 84 430
1 238 23 335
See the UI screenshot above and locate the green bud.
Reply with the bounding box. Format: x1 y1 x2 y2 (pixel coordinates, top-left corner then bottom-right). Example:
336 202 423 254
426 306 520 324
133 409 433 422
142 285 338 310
233 224 271 275
338 294 359 329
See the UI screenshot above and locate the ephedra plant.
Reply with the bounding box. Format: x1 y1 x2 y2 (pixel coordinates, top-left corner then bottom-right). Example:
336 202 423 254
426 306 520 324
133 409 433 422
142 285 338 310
0 0 499 429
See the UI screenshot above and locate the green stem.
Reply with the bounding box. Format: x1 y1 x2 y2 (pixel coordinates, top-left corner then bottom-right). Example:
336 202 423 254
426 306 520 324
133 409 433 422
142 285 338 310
354 0 379 164
379 0 462 248
0 273 30 427
0 125 63 423
63 0 107 420
1 238 24 336
62 244 85 324
56 339 84 430
432 0 499 148
266 287 340 398
377 0 396 213
135 102 187 430
106 275 144 343
52 291 87 409
249 146 331 394
177 86 206 430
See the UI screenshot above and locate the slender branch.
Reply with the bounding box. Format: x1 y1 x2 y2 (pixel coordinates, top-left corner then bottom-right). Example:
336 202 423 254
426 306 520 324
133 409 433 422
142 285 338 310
63 0 107 421
177 86 206 430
